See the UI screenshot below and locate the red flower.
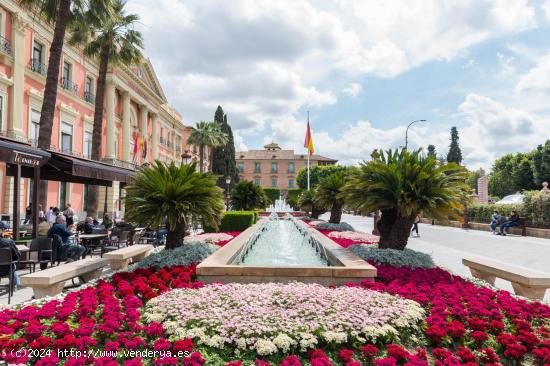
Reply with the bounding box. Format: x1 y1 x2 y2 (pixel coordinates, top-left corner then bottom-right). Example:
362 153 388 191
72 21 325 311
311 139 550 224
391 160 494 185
360 344 379 359
503 343 527 360
280 355 301 366
338 349 355 363
374 357 397 366
174 338 194 352
386 344 410 361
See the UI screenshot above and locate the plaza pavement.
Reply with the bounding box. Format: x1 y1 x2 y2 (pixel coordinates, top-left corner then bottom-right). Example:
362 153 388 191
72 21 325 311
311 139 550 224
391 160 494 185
335 213 550 302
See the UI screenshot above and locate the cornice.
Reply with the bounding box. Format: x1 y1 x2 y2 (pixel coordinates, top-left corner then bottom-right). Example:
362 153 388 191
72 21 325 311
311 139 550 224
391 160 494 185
0 72 13 86
59 103 79 118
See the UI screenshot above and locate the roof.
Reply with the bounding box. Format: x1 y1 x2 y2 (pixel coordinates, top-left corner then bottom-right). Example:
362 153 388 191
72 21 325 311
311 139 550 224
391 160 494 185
236 149 337 163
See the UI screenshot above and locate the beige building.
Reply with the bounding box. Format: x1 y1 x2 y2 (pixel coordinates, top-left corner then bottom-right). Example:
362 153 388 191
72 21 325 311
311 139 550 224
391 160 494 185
236 142 337 190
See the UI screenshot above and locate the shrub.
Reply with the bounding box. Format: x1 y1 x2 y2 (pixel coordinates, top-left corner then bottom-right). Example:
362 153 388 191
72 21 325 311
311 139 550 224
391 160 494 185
522 190 550 226
315 221 354 232
230 181 268 210
467 203 520 223
348 244 435 269
135 242 219 269
204 211 256 232
263 188 281 205
286 188 303 209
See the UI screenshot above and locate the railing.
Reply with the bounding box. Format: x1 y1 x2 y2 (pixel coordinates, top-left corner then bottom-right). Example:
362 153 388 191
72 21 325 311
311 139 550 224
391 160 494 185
29 58 47 76
60 77 78 94
0 35 12 55
101 157 137 170
84 90 95 104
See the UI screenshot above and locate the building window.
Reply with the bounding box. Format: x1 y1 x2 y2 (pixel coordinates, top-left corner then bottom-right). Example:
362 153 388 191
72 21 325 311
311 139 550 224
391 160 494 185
62 61 71 87
60 182 68 209
288 179 294 188
84 130 92 159
271 162 278 173
84 76 94 103
288 162 295 173
254 162 261 173
254 178 260 186
271 178 277 187
237 162 244 173
61 121 73 153
30 109 40 144
31 41 46 75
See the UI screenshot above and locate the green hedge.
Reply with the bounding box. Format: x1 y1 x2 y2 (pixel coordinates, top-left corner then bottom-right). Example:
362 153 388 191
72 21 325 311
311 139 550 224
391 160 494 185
263 188 281 204
523 190 550 226
204 211 257 232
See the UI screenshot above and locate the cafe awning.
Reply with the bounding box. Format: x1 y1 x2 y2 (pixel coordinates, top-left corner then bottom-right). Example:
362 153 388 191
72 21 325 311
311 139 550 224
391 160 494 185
7 151 135 186
0 137 50 167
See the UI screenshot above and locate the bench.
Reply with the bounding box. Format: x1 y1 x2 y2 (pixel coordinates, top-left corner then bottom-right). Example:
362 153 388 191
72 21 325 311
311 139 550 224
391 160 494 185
463 257 550 300
103 244 153 270
20 257 107 298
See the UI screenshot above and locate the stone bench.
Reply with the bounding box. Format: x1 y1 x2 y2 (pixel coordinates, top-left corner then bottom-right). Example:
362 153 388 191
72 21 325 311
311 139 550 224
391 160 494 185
103 244 153 270
21 257 107 299
463 257 550 300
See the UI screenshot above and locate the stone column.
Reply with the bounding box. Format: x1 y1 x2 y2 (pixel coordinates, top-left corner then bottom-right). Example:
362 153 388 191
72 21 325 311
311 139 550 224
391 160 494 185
139 105 148 162
151 113 158 161
105 82 116 159
9 13 26 137
121 91 131 162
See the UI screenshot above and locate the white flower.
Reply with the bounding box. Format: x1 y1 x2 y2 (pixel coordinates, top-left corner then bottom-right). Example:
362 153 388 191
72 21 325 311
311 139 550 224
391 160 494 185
255 339 278 356
273 333 294 353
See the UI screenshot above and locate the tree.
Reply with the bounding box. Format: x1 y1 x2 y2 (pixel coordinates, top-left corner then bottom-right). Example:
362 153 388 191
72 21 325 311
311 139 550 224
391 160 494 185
70 0 143 216
296 165 346 190
427 145 436 159
297 190 325 219
466 170 481 193
211 106 239 190
188 121 229 173
532 140 550 186
488 153 537 198
230 181 267 211
19 0 102 205
446 127 463 165
314 171 346 224
124 161 224 249
343 148 468 250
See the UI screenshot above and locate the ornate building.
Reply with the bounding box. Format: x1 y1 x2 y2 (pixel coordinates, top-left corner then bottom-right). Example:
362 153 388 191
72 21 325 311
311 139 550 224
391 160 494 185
0 0 197 218
236 142 337 190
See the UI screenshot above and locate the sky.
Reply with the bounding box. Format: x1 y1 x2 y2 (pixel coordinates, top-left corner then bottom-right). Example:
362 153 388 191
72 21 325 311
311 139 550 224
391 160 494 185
126 0 550 170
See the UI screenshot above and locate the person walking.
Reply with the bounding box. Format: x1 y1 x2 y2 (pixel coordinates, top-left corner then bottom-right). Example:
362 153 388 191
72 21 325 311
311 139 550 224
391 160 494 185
64 204 75 227
411 214 420 237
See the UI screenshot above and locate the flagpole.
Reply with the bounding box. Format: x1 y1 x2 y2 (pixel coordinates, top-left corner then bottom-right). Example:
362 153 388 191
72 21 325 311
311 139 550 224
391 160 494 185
307 111 310 191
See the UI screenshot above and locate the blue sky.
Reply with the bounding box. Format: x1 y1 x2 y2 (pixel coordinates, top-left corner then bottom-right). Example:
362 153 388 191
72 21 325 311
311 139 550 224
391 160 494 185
128 0 550 170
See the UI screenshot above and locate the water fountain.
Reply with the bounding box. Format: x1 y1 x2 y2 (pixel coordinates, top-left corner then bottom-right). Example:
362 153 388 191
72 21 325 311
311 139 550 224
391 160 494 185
267 194 294 213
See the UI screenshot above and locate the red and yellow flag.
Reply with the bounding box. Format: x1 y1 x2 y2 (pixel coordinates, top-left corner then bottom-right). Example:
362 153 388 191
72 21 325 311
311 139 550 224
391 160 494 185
304 117 314 155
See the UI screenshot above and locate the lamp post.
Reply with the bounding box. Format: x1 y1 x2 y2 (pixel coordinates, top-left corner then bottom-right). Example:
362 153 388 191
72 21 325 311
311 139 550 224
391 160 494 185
225 176 231 210
181 150 192 165
405 119 427 149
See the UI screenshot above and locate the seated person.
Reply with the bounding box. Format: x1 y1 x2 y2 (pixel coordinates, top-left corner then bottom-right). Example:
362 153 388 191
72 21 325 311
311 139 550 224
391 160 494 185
0 227 21 288
102 214 113 230
37 217 51 237
498 210 520 236
48 216 86 261
490 210 501 234
83 217 95 234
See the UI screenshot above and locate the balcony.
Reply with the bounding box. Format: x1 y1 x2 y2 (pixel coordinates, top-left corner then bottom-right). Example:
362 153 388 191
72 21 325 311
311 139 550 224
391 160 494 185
29 58 47 76
0 35 12 56
84 90 95 104
60 77 78 94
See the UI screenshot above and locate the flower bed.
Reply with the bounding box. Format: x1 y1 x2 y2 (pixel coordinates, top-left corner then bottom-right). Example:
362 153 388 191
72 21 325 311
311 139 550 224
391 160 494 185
184 231 241 246
143 283 424 355
0 246 549 365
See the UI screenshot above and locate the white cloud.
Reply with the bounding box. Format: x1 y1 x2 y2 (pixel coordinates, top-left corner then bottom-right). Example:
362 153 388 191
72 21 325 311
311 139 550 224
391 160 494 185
516 52 550 94
342 83 362 97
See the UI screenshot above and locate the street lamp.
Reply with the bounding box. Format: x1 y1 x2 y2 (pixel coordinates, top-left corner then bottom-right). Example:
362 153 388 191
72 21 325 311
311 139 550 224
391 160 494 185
225 176 232 210
405 119 427 149
181 150 192 165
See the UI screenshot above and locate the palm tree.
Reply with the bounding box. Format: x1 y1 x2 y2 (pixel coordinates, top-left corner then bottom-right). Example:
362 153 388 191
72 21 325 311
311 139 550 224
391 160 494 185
230 180 267 211
314 171 347 224
343 148 469 250
124 161 224 249
188 121 229 173
70 0 143 216
19 0 107 205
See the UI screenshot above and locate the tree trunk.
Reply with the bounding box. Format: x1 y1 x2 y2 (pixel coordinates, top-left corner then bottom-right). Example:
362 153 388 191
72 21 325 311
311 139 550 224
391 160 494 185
329 202 343 224
37 0 72 207
377 208 416 250
86 45 111 218
165 222 186 249
311 205 322 219
199 145 204 173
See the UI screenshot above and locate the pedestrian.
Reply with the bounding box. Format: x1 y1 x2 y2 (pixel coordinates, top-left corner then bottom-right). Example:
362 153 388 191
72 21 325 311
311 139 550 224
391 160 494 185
0 227 21 289
498 210 520 236
64 203 75 226
24 203 32 224
490 210 501 234
411 214 420 237
38 204 45 219
44 207 53 223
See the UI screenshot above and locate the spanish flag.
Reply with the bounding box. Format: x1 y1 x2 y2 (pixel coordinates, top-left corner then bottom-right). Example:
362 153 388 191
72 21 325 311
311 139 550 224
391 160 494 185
304 116 314 156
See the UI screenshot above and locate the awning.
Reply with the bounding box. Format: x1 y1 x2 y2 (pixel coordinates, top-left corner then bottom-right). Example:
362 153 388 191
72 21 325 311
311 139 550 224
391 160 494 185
0 136 50 167
7 151 135 186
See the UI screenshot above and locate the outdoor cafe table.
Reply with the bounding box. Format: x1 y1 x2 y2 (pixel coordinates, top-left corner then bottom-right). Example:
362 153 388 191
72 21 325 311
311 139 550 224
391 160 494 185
79 233 109 254
16 244 30 270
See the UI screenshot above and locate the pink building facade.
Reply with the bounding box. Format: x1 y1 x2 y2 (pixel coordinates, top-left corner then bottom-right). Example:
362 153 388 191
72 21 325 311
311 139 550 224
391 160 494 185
0 1 194 219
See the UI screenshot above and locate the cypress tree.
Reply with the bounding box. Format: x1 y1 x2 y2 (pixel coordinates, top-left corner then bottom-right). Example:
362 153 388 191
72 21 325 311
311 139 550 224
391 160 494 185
446 127 463 165
211 106 239 190
427 144 436 159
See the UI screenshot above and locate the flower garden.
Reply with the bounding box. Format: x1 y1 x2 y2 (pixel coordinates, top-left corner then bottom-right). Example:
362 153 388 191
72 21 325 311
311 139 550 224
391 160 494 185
1 223 550 366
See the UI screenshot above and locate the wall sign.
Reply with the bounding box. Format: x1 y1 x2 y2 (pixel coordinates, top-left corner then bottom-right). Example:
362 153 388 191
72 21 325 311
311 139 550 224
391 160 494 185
11 150 43 167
